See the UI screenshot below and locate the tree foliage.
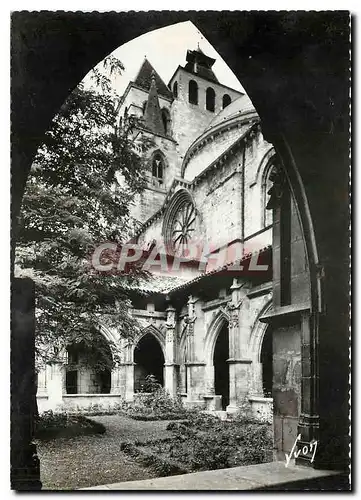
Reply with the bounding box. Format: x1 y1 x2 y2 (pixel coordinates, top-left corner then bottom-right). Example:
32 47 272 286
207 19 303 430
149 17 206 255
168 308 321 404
15 56 153 370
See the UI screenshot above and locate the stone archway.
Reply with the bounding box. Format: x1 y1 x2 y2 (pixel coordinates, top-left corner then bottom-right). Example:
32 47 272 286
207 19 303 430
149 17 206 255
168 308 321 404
11 14 350 486
213 322 230 410
134 332 165 392
204 310 230 410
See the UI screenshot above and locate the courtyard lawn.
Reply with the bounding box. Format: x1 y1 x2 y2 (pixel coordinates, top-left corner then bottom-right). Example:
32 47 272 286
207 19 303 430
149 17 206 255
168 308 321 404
36 414 175 490
36 412 273 490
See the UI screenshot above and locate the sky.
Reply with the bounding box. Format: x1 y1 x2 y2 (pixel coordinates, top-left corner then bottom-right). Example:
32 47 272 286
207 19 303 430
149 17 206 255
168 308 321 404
83 20 245 96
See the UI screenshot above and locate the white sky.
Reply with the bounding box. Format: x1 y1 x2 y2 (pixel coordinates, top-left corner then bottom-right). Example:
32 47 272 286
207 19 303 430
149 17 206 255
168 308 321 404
84 20 245 96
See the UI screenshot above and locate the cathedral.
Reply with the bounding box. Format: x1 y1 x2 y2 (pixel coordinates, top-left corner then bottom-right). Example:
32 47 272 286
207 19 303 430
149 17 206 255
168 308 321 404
37 46 310 460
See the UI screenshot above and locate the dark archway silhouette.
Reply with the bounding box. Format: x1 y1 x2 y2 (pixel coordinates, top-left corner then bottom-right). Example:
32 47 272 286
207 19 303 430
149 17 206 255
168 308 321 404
260 325 273 398
11 13 350 487
213 322 229 410
134 332 164 392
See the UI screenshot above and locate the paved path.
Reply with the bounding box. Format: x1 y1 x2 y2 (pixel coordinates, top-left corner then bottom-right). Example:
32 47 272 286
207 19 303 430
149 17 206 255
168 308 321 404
37 415 174 490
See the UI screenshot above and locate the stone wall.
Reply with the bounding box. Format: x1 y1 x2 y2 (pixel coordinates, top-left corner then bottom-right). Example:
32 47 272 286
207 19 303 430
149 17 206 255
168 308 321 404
182 124 244 181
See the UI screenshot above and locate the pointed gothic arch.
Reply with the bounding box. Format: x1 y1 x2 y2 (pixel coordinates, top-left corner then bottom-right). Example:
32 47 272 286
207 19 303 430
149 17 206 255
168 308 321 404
133 323 166 358
204 308 230 366
149 149 167 187
133 325 165 390
248 298 273 364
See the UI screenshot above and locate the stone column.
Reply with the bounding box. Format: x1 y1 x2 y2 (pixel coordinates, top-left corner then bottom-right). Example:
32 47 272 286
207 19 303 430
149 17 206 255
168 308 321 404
164 304 178 397
124 363 135 400
250 362 264 396
122 341 135 401
204 363 215 395
226 279 253 413
47 362 64 409
184 295 205 406
36 368 47 397
110 367 122 394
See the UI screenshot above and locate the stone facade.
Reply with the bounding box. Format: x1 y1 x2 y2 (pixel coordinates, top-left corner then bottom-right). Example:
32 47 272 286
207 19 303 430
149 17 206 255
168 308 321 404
37 47 309 459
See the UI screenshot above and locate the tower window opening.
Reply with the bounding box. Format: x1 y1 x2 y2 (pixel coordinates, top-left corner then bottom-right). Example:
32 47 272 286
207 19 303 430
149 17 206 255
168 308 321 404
161 108 171 136
173 81 178 98
188 80 198 105
152 153 164 186
206 87 215 112
223 94 231 109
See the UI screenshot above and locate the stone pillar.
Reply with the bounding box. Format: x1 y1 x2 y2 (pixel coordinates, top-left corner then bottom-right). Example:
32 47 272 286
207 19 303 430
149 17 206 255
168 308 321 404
47 362 64 409
227 360 252 414
184 295 205 406
226 279 252 413
164 304 178 396
122 363 134 401
250 361 264 396
36 368 47 397
110 367 122 394
204 363 215 394
296 311 320 467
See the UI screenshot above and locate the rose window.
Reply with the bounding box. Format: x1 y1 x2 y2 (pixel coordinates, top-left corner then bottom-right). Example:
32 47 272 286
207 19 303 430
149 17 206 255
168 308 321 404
170 202 196 253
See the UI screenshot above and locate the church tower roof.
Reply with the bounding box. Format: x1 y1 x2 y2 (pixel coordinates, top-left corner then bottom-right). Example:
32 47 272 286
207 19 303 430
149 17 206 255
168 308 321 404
184 47 219 83
143 72 166 135
134 58 173 100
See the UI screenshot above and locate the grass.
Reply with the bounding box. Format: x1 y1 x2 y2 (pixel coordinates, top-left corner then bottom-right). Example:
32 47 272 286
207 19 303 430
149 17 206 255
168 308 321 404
122 414 273 474
36 414 176 490
36 411 273 490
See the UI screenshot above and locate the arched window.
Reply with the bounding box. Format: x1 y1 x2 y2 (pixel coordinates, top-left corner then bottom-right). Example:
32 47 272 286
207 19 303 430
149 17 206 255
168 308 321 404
142 101 147 115
161 108 171 136
206 87 215 112
173 81 178 98
152 153 164 186
188 80 198 105
222 94 231 109
263 162 276 227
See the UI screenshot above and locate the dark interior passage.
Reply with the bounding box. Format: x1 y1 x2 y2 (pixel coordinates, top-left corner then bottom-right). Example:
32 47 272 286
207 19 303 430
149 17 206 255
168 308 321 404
214 323 229 410
134 333 164 392
260 325 273 397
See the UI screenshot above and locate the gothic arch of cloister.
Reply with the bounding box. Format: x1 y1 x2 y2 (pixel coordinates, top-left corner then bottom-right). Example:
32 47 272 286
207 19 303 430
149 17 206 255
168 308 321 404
204 308 230 366
132 323 166 362
248 298 273 364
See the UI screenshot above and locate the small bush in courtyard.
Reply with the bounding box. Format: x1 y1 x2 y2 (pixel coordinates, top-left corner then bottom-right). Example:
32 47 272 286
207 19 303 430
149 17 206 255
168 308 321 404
35 410 105 440
121 388 194 420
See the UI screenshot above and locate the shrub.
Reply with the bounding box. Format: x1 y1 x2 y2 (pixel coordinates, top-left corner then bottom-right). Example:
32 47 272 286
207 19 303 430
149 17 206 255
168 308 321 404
35 410 105 440
165 413 273 470
121 388 193 420
140 374 162 393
